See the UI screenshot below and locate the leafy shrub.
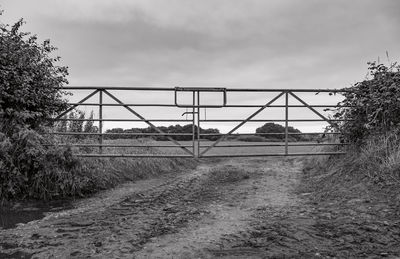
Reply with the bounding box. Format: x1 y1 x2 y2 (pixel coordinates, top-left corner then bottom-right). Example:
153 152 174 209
331 62 400 144
0 129 91 201
0 17 69 135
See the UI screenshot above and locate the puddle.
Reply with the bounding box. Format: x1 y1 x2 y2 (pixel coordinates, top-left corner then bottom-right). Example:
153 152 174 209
0 200 73 230
0 251 33 259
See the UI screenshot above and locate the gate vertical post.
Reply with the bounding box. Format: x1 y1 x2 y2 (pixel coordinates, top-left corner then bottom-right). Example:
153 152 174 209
285 91 289 155
197 91 201 158
192 91 196 157
99 89 103 154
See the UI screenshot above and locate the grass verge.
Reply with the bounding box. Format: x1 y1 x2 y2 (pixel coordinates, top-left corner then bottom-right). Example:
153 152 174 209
76 156 197 197
0 134 197 202
296 134 400 257
301 132 400 200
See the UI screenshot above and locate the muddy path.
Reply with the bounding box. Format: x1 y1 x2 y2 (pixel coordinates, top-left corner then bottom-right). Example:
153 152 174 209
1 157 399 258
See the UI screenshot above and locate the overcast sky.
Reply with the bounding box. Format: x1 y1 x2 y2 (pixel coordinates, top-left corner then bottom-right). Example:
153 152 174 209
1 0 399 133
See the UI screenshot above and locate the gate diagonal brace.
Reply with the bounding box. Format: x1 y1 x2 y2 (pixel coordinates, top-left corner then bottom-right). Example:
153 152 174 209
289 92 336 127
55 89 100 120
200 91 285 156
103 90 194 156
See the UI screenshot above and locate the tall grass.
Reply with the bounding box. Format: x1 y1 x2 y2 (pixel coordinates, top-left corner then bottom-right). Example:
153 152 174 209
355 133 400 185
56 138 197 197
304 131 400 187
0 132 197 202
76 156 196 195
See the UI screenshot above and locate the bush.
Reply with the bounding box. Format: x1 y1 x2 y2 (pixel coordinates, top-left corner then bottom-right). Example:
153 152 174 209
331 62 400 144
0 13 83 201
0 129 90 200
0 17 69 135
306 61 400 189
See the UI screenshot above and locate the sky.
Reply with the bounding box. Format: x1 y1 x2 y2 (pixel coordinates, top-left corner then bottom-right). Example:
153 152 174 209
1 0 400 133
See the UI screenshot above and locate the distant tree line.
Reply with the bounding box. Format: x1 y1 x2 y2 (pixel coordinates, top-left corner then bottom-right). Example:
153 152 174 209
55 112 220 141
105 124 220 141
56 115 311 142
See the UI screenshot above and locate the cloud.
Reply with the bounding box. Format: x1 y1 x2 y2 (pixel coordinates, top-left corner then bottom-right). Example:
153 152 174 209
2 0 400 132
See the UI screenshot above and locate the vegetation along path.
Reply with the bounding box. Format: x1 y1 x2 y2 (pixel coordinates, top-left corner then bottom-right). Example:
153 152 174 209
1 157 400 258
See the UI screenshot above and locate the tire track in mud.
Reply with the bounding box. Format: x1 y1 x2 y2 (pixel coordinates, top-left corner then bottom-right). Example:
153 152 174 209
0 157 308 259
2 157 398 258
134 158 303 258
0 159 265 258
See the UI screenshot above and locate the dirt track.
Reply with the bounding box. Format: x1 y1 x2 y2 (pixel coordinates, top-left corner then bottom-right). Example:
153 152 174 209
1 157 400 258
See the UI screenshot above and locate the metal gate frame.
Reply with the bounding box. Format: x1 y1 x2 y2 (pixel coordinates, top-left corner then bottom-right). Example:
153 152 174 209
50 86 348 158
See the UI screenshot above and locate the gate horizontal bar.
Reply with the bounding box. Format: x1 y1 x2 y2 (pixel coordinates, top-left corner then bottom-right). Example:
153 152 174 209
45 143 193 148
62 86 348 92
200 152 346 157
46 144 194 148
47 132 341 136
75 152 347 158
63 86 176 91
47 132 192 136
175 87 227 91
44 143 346 148
199 132 341 136
66 103 352 108
74 152 346 158
52 118 350 122
76 154 194 158
55 118 193 122
199 119 351 122
67 103 350 108
199 143 348 147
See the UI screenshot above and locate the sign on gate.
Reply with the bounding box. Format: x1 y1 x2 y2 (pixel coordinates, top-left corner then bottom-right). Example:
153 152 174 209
49 86 348 158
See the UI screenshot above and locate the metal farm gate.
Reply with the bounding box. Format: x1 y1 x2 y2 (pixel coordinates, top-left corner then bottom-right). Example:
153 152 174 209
51 87 348 158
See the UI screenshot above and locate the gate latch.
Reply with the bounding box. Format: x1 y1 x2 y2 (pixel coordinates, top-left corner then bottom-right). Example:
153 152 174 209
174 87 227 108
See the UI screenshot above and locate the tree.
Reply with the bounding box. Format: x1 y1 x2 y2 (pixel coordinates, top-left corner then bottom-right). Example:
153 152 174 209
255 123 303 141
83 111 97 133
0 15 69 136
56 115 68 132
256 123 285 140
0 12 85 201
67 110 88 133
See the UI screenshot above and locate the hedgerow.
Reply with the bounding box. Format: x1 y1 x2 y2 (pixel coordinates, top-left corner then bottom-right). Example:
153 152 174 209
308 61 400 187
0 13 88 201
331 62 400 144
